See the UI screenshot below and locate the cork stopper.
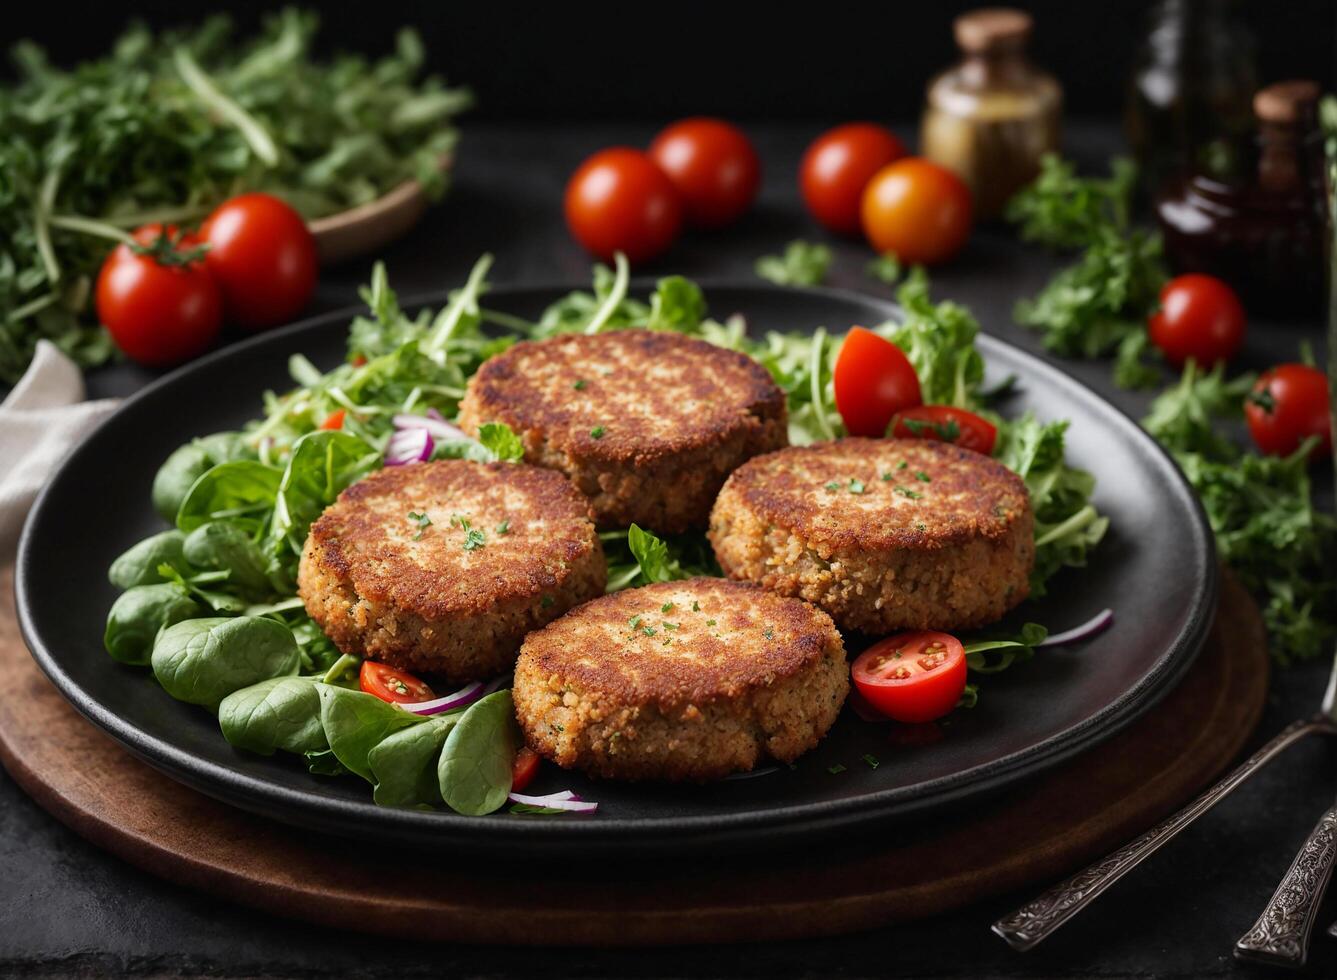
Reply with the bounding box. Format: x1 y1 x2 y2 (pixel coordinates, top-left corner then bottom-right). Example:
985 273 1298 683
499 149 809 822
954 8 1033 54
1253 80 1320 124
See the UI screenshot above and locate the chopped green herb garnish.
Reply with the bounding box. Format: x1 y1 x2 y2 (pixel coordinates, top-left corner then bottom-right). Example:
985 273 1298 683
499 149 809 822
848 479 865 494
643 626 657 637
881 471 895 481
894 486 923 499
824 481 841 491
705 619 717 627
541 595 555 609
462 528 486 550
862 754 880 770
915 471 931 482
628 614 642 629
495 519 510 535
661 601 675 613
590 426 606 439
827 764 847 775
764 628 774 639
572 379 588 391
691 600 700 612
897 460 908 470
662 621 679 630
407 511 432 541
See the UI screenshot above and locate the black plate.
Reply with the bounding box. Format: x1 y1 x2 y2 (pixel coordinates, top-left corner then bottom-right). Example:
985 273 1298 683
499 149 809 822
16 283 1217 858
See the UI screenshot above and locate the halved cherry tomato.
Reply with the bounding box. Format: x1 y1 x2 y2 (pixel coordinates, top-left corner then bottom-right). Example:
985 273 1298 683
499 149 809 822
860 158 972 265
1245 363 1332 459
833 327 922 437
648 117 760 230
320 409 346 430
359 661 435 705
511 746 541 792
851 631 967 724
800 123 906 235
1148 274 1246 367
890 405 997 456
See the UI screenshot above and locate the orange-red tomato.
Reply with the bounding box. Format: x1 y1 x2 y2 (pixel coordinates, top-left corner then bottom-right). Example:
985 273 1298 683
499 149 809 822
649 118 760 230
200 193 317 331
851 631 967 724
320 409 346 430
1148 274 1246 367
860 158 972 265
511 746 541 792
564 147 682 263
359 661 435 705
833 327 922 436
890 405 998 456
1245 363 1332 459
800 123 906 236
95 224 222 368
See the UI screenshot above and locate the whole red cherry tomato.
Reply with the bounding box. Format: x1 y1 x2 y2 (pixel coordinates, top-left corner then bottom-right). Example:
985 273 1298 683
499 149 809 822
861 158 972 265
648 118 760 230
1245 363 1331 459
95 224 222 368
564 147 683 263
800 123 906 236
200 193 317 331
1148 274 1246 367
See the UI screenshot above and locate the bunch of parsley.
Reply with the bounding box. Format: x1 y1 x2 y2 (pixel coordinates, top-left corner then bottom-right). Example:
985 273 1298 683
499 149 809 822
1006 155 1166 389
1142 362 1336 664
0 9 469 383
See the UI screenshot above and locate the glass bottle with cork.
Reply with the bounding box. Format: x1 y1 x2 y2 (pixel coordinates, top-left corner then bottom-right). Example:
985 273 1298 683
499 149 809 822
1156 80 1329 318
920 7 1062 220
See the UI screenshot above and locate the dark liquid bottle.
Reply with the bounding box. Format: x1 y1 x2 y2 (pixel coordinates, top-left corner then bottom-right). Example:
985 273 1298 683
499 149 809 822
1125 0 1258 193
1155 81 1329 319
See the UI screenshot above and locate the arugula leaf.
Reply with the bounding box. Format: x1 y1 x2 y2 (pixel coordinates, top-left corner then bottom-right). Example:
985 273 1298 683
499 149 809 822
602 524 719 592
1004 155 1137 249
963 623 1049 673
866 253 903 285
755 240 832 287
1142 360 1256 461
476 422 524 462
269 430 380 561
880 270 984 408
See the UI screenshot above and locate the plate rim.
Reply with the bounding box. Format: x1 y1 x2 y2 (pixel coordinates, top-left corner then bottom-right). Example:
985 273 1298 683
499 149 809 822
15 280 1219 854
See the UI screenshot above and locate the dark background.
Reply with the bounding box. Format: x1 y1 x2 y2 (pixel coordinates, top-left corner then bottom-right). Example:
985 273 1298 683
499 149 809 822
3 0 1334 122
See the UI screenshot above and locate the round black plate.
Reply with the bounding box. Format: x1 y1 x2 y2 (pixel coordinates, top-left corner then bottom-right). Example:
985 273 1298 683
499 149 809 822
16 283 1217 858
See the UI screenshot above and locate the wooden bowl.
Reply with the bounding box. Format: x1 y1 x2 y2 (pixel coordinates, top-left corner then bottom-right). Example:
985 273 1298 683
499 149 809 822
307 156 452 265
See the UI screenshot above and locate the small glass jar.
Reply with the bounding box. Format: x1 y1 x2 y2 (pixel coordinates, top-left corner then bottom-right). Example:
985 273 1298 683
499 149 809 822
920 8 1062 220
1156 81 1329 318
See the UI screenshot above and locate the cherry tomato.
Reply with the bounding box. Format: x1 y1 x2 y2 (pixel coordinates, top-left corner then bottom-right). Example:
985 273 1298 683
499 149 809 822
860 158 972 265
851 631 967 724
890 405 998 456
1245 363 1332 459
1148 274 1246 367
648 118 760 230
564 147 683 263
800 123 906 235
95 224 222 368
511 746 541 792
359 661 435 705
833 327 922 437
200 193 317 331
320 409 346 430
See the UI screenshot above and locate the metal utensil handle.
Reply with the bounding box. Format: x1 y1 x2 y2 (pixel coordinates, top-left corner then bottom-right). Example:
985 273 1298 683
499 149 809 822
1234 804 1337 968
993 716 1330 952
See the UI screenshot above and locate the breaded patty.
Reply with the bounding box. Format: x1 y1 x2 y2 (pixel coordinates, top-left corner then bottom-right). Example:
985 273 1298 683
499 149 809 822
513 578 847 782
298 460 605 682
457 329 787 533
708 438 1034 634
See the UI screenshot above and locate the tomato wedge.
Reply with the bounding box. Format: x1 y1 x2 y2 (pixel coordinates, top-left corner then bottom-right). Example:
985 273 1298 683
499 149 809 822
890 405 997 456
833 327 922 437
511 746 541 792
320 409 346 430
359 661 435 704
851 631 967 724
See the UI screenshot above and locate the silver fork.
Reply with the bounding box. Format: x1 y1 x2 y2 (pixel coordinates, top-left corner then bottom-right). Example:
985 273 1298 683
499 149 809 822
992 653 1337 953
1232 660 1337 968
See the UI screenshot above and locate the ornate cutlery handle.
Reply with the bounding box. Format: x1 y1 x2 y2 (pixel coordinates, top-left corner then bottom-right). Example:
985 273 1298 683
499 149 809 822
1234 804 1337 968
993 716 1334 952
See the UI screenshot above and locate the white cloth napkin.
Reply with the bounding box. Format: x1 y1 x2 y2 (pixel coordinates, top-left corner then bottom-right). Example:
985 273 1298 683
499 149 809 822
0 341 121 560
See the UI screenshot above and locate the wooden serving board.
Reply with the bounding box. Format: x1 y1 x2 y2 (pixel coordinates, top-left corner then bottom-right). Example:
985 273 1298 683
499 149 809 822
0 565 1267 946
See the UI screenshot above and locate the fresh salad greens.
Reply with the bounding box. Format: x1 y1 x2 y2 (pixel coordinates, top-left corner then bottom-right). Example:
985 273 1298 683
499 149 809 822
106 254 1107 812
1007 155 1167 389
0 8 470 382
755 240 833 287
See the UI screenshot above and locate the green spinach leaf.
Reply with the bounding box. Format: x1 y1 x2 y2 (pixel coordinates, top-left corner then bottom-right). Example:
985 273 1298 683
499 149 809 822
151 616 300 707
438 690 518 816
316 684 424 782
108 530 188 589
104 584 202 666
269 430 380 557
176 460 283 534
218 676 326 756
367 714 458 806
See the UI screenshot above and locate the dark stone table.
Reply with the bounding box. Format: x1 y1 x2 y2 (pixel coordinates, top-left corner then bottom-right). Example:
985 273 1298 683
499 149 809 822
4 122 1335 978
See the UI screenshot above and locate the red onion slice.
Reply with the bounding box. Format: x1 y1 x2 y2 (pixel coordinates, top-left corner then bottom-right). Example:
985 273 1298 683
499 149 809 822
398 681 485 715
1038 608 1114 647
384 428 434 466
508 790 598 813
392 412 469 442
